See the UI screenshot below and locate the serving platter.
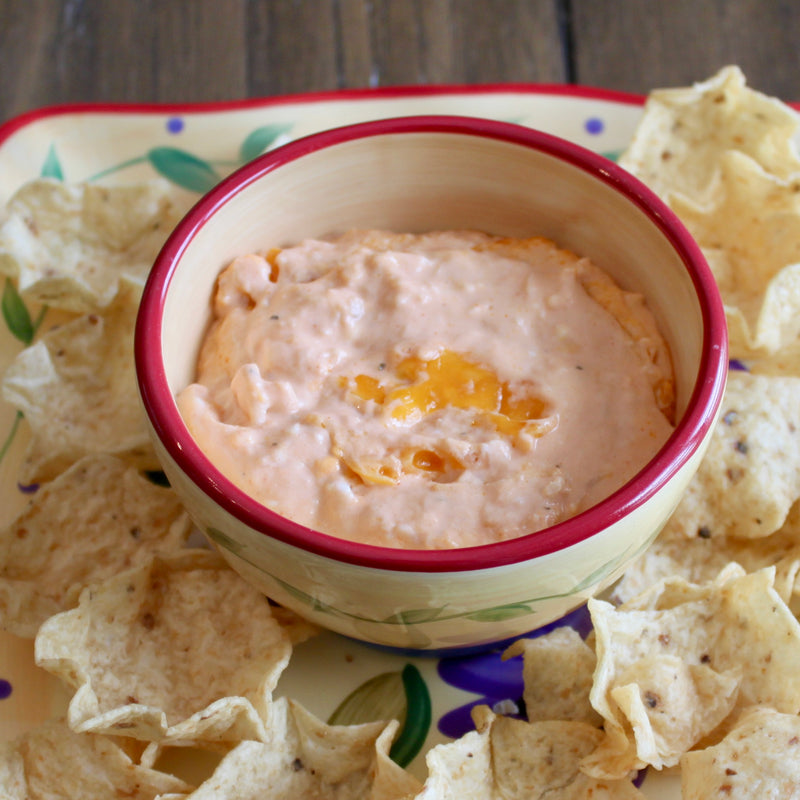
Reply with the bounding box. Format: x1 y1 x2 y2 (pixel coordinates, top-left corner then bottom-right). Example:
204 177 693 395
0 84 680 796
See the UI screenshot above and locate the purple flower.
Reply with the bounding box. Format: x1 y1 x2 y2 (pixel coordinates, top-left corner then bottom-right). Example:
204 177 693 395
436 604 592 738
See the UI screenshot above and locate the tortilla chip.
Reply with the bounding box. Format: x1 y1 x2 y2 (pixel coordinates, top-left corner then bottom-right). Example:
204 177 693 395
503 627 602 725
0 454 192 637
162 697 421 800
681 706 800 798
1 289 158 483
267 603 320 646
747 340 800 378
0 719 192 799
584 566 800 778
0 178 188 313
612 494 800 605
414 706 644 799
607 655 739 771
613 370 800 603
661 370 800 541
670 151 800 356
621 68 800 364
414 721 493 798
727 262 800 364
619 66 800 203
626 565 800 712
34 550 293 745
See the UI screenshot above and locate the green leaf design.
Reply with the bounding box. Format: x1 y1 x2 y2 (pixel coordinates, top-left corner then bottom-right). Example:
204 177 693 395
601 149 623 162
569 550 630 595
328 671 406 727
0 409 23 467
268 573 338 614
147 147 220 193
205 526 246 556
40 144 64 180
381 607 447 626
466 603 534 622
389 665 431 767
2 278 35 344
239 123 293 163
327 664 431 768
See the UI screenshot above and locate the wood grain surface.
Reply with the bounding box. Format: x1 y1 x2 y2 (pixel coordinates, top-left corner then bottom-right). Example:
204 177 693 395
0 0 798 125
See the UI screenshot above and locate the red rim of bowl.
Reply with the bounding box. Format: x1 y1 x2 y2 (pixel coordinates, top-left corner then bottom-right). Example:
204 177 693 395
135 115 728 573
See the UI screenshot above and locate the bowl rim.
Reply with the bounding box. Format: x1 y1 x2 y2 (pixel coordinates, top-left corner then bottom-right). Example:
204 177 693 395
135 114 728 573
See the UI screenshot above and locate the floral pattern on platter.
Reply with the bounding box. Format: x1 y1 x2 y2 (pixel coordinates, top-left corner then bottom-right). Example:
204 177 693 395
43 120 294 191
436 603 593 738
327 662 432 767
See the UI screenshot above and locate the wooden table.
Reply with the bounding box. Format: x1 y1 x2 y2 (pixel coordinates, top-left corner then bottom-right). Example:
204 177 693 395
0 0 798 126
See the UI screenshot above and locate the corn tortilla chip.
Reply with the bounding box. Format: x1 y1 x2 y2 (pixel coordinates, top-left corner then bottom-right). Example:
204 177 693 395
727 262 800 363
607 654 739 772
612 370 800 603
503 627 602 726
1 289 158 483
0 178 188 313
619 65 800 203
583 566 800 778
267 602 320 647
661 370 800 540
0 719 192 799
747 340 800 378
670 151 800 356
621 67 800 365
612 498 800 605
680 706 800 798
0 454 192 637
414 706 644 799
414 724 493 799
161 697 421 800
34 551 293 745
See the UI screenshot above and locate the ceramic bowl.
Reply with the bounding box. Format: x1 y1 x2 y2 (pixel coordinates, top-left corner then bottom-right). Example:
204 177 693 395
135 116 727 653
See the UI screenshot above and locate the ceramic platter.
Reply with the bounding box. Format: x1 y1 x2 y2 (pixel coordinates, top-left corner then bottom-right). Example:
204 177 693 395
0 84 679 797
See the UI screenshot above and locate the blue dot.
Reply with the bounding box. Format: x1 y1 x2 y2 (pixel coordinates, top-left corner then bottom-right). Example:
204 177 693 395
0 680 12 700
166 117 185 135
585 117 605 135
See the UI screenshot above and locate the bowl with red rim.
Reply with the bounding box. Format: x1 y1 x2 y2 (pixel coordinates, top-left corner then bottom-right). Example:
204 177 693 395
135 115 727 653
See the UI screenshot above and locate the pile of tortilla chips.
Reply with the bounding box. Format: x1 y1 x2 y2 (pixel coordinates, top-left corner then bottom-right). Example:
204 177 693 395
3 66 800 798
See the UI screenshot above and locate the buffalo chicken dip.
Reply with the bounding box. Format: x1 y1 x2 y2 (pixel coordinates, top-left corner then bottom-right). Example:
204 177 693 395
177 230 675 549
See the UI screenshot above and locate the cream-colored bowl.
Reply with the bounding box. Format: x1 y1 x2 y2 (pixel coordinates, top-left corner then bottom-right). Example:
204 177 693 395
135 116 727 653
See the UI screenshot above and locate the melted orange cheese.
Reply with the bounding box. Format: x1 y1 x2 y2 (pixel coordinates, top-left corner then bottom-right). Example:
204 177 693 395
342 351 553 484
350 351 548 429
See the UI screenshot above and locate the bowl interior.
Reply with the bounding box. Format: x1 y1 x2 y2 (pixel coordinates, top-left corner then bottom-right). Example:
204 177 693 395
161 129 704 422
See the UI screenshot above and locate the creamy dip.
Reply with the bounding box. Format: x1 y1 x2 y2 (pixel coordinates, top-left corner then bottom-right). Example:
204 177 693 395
177 230 675 549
